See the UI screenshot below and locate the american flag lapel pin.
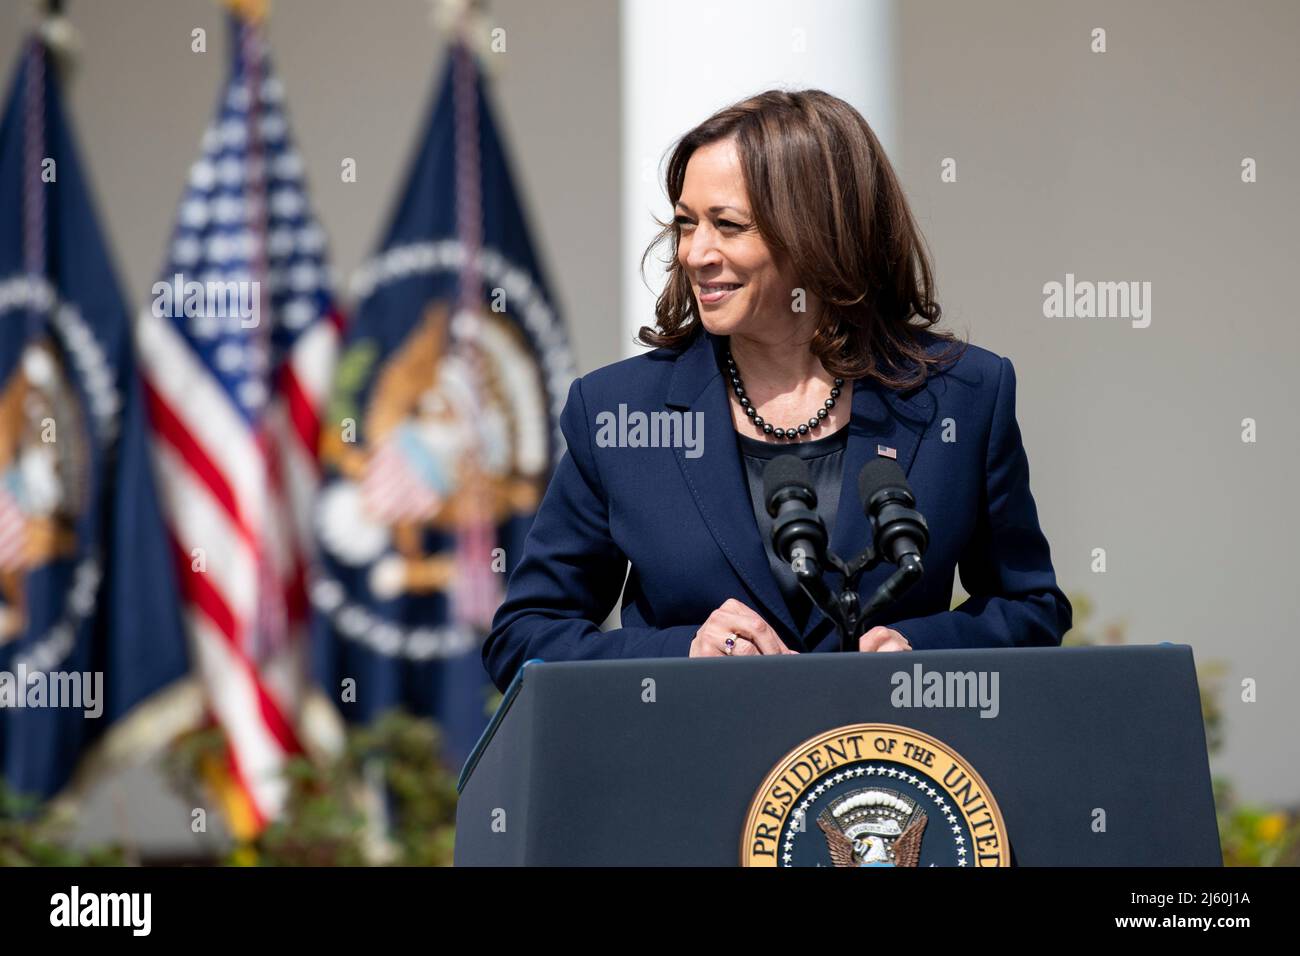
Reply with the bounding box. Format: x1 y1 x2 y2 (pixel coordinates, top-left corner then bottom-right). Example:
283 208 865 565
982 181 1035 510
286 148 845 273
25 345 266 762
876 444 897 459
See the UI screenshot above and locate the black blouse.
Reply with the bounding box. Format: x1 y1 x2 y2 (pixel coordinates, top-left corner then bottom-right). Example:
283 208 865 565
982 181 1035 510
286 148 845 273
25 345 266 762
735 423 849 634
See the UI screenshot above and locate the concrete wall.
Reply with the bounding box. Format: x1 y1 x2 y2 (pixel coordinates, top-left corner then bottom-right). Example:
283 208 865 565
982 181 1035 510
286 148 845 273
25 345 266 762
894 0 1299 805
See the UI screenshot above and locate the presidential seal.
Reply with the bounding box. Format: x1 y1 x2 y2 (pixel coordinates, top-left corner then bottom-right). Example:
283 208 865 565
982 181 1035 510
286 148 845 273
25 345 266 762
740 724 1010 867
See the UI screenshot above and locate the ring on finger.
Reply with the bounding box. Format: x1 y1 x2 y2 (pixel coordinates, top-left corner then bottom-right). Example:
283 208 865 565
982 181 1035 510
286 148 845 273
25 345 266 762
724 634 737 656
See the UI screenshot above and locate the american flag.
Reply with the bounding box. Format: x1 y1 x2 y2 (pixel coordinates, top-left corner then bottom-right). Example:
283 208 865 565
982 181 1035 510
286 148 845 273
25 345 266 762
136 17 340 833
0 483 26 571
361 431 444 526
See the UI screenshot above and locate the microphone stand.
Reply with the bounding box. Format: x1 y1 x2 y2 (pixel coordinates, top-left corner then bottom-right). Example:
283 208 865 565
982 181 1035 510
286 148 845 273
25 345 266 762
768 458 928 653
790 537 924 653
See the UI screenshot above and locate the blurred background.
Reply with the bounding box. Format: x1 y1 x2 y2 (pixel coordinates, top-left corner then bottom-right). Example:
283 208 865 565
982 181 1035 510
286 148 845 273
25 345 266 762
0 0 1296 865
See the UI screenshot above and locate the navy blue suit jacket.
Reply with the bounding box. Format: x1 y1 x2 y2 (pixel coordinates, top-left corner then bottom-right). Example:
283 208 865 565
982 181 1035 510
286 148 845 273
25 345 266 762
484 327 1071 691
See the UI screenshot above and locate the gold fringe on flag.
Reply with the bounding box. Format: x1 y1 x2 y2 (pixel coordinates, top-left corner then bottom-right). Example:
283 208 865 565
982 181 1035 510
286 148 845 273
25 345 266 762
223 0 269 25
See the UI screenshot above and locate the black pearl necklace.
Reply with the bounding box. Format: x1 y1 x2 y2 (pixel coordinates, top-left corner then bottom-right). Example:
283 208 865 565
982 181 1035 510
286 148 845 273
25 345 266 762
726 350 844 441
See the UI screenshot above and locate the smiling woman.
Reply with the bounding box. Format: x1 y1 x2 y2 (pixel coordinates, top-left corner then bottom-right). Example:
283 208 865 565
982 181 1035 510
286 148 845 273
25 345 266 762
639 89 963 392
483 88 1071 688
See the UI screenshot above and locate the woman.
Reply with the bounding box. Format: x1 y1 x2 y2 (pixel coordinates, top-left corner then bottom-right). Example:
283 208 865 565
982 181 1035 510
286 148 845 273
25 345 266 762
483 89 1071 692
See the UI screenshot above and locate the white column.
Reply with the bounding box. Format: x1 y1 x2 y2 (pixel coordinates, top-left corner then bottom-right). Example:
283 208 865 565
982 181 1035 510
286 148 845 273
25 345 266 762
620 0 898 357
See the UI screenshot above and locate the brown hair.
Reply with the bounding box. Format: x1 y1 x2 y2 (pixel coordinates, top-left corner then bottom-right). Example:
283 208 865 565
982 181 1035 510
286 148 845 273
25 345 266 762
637 89 966 391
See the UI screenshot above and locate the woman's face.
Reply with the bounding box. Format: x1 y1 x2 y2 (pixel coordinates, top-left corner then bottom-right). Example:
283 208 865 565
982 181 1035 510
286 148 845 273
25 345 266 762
675 138 806 342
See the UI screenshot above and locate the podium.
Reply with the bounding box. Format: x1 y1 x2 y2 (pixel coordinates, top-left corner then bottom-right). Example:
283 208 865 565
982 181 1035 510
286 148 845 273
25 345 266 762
454 645 1220 866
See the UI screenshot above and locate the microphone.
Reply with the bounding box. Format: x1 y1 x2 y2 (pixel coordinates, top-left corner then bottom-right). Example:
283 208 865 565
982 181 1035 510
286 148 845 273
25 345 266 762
762 455 828 577
857 458 930 565
759 455 929 651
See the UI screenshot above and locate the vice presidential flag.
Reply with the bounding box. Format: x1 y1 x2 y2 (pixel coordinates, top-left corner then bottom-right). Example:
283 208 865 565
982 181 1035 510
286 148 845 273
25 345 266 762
312 39 575 764
136 15 341 834
0 36 188 799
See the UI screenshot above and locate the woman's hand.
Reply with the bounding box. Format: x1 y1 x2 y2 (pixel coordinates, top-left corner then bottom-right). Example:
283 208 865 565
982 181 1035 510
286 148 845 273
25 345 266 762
690 598 797 657
858 626 911 653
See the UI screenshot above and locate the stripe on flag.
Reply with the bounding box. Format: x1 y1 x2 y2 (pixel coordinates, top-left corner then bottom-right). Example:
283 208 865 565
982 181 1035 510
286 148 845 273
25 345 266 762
138 15 339 830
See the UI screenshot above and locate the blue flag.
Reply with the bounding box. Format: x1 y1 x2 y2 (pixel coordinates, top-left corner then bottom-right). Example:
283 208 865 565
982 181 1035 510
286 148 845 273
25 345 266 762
311 41 574 763
0 38 189 800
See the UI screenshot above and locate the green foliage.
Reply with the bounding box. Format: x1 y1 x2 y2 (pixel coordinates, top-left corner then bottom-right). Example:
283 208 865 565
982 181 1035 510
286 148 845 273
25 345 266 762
161 710 459 866
0 780 125 866
345 711 459 866
1215 780 1300 867
1196 660 1228 759
159 725 227 805
323 340 378 431
254 754 371 866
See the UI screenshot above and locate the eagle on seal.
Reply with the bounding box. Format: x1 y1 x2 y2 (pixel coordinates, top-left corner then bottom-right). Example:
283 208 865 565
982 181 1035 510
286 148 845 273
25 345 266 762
818 810 928 867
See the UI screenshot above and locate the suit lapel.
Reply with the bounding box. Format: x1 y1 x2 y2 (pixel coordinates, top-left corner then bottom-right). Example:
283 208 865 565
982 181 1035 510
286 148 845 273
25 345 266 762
667 330 801 637
827 375 935 566
807 369 937 641
665 328 940 645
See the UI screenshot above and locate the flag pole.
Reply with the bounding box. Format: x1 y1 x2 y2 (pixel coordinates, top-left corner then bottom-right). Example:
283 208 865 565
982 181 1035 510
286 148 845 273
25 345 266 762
439 0 506 631
22 21 48 347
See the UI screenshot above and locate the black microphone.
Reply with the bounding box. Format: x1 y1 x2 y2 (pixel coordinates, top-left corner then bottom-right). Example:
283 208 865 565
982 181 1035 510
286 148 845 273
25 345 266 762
857 458 929 565
762 455 828 577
